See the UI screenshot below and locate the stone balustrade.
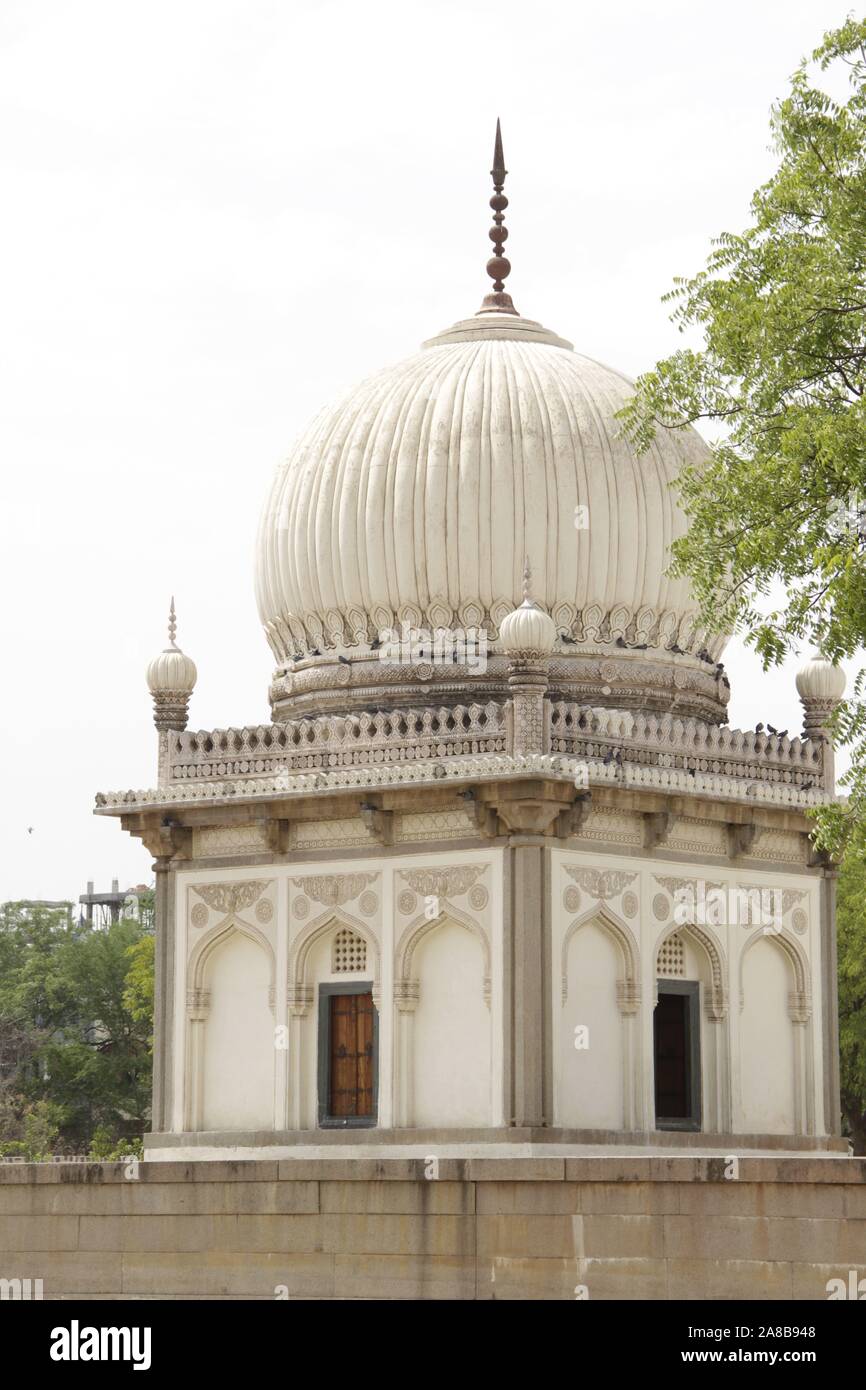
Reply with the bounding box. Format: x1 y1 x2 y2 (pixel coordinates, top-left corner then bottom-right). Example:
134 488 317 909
549 703 824 790
94 697 831 812
168 703 507 781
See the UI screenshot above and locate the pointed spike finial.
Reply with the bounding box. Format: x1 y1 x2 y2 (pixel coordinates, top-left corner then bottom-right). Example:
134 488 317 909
492 117 506 184
478 117 518 316
168 596 177 648
523 555 532 602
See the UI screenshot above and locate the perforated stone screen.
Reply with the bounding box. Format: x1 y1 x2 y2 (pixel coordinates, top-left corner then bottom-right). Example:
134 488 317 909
657 934 685 978
333 928 367 974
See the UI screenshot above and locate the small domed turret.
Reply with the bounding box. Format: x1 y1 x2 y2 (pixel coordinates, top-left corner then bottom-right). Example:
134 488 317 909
795 654 846 707
499 561 557 657
147 599 197 731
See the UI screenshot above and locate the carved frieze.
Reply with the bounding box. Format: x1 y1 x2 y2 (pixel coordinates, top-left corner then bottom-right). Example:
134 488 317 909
563 866 637 901
191 880 270 916
398 865 486 900
290 872 378 908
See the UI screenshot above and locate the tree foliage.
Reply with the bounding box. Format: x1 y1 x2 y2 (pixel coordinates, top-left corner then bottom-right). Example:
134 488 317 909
0 902 154 1153
619 17 866 856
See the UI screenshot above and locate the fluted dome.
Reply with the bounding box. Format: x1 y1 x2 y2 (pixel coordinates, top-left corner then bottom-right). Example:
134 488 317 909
500 597 557 656
256 309 730 722
146 646 197 695
796 656 846 704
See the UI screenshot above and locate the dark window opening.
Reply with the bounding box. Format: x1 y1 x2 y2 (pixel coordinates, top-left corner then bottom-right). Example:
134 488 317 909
654 981 701 1131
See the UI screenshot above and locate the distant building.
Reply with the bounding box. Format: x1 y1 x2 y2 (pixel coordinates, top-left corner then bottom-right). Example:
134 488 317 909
78 881 151 928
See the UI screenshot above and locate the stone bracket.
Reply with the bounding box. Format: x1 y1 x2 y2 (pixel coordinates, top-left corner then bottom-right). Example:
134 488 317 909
643 811 673 850
472 800 501 838
140 817 192 862
360 802 394 845
727 822 758 859
257 815 290 854
556 794 591 840
806 841 833 869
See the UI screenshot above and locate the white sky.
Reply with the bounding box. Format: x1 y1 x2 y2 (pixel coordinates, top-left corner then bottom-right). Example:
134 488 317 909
0 0 859 902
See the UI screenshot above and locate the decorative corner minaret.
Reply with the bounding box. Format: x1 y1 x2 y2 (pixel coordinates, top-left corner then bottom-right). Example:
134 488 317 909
146 598 197 784
478 117 518 315
500 558 556 757
795 654 846 792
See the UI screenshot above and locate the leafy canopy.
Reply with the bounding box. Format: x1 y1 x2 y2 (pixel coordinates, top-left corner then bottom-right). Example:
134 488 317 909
619 18 866 856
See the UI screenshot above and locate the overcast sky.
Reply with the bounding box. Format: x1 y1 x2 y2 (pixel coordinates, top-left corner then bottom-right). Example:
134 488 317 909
1 0 860 903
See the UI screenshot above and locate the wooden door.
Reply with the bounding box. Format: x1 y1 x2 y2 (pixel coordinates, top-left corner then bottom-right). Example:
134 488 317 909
328 990 375 1118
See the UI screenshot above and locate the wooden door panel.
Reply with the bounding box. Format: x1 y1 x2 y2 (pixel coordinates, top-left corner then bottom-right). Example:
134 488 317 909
328 991 374 1118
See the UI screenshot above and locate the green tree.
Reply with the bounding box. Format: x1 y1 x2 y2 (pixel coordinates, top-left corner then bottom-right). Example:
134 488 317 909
619 17 866 856
836 851 866 1150
0 903 155 1151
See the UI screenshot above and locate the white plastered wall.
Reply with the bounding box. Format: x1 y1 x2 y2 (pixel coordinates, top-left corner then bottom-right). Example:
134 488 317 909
549 848 825 1137
171 846 503 1134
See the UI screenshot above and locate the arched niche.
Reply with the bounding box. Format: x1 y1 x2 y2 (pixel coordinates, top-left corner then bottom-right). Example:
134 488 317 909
556 905 641 1131
393 904 492 1128
185 915 277 1133
738 927 814 1136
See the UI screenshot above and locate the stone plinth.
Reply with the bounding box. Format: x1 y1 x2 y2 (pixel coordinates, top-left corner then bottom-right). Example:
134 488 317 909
1 1156 863 1300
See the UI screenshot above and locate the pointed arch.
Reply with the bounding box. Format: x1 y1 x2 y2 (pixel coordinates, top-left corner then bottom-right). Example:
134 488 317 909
395 901 491 1005
189 912 277 1004
290 906 381 1003
561 903 640 1012
653 918 728 1019
739 926 811 1020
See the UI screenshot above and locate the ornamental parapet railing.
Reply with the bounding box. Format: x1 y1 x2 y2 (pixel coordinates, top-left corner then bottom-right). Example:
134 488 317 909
94 752 830 811
167 702 508 782
548 703 824 790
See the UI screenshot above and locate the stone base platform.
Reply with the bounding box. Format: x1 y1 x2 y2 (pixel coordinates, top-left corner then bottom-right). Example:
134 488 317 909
144 1128 851 1163
1 1155 864 1300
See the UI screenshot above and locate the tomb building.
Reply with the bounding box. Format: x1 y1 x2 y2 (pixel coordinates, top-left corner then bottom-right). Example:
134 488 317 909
97 126 846 1158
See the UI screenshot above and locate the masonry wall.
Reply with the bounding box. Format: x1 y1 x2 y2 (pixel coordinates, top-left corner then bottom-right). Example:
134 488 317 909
1 1157 864 1300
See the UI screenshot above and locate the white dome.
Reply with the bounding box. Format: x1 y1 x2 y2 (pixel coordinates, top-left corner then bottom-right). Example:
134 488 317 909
146 647 197 695
146 600 197 696
796 656 846 704
500 598 557 656
256 311 719 668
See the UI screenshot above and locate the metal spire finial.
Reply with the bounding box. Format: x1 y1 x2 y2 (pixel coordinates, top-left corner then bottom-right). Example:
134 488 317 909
478 118 518 316
168 596 178 648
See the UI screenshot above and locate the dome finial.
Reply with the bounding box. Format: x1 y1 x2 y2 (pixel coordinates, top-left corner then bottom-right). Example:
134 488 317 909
478 118 518 317
522 555 532 601
147 598 197 732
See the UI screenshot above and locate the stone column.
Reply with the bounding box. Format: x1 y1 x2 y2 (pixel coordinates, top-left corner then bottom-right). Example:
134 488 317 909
509 842 546 1127
820 868 842 1136
507 660 549 757
151 857 176 1133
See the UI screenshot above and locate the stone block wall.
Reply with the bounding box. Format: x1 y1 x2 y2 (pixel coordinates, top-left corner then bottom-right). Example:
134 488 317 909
0 1157 864 1300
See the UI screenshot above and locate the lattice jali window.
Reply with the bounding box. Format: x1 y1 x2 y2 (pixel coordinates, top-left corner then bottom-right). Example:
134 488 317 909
332 928 367 974
657 933 685 978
